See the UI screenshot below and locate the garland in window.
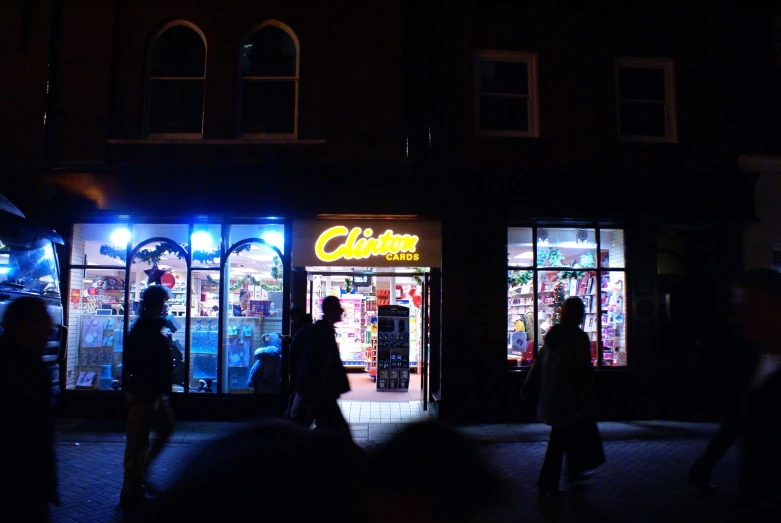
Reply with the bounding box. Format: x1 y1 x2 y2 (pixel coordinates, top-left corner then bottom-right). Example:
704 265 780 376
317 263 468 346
537 248 564 267
508 269 533 287
99 243 250 265
204 274 283 292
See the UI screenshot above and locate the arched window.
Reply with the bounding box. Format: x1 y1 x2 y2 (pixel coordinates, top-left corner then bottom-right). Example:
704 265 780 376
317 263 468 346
146 21 206 138
239 21 299 137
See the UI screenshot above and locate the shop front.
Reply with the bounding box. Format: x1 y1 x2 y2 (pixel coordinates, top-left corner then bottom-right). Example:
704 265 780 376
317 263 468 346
61 220 292 419
290 219 442 417
506 226 627 370
34 167 758 424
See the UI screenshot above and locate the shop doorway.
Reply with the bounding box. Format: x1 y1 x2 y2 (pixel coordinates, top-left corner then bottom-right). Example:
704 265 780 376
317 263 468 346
304 267 433 423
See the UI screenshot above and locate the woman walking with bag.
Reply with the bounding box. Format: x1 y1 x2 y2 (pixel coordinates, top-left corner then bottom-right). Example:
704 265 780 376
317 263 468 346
521 297 603 498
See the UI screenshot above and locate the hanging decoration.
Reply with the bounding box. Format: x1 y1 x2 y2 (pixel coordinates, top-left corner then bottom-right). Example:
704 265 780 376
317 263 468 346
537 248 564 267
270 255 283 280
192 249 221 264
508 270 533 287
558 269 585 280
551 282 567 326
579 252 596 268
144 264 169 286
412 267 428 286
227 274 282 292
230 274 260 291
99 242 251 265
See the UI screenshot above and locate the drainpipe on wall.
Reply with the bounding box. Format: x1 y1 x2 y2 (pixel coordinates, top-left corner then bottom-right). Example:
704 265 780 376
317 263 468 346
42 0 63 162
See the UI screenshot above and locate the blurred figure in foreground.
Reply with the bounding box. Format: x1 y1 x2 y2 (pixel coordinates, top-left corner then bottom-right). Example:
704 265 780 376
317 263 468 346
130 420 503 523
689 268 781 520
0 297 57 523
367 421 504 523
130 420 368 522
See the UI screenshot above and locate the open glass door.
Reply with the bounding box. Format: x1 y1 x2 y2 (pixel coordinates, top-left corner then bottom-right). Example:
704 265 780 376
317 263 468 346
421 272 430 411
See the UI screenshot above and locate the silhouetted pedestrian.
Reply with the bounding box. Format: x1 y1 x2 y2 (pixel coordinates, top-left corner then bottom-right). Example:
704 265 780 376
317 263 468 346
690 268 781 520
0 297 58 523
292 296 351 439
521 297 599 497
120 284 175 512
284 307 313 419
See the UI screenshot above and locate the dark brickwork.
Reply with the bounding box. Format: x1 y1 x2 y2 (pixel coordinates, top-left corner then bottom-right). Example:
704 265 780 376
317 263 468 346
0 2 776 424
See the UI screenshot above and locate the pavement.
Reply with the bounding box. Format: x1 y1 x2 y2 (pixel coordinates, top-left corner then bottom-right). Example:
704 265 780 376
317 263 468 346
48 418 746 523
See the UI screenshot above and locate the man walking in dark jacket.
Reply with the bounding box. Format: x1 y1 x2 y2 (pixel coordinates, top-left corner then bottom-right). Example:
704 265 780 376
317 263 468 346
0 297 58 522
120 284 175 512
293 296 351 439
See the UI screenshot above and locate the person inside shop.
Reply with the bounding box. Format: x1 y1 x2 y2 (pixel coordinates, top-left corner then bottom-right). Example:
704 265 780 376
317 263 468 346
520 297 601 498
0 297 58 523
291 296 351 439
210 305 219 316
688 268 781 520
233 288 251 317
120 284 176 513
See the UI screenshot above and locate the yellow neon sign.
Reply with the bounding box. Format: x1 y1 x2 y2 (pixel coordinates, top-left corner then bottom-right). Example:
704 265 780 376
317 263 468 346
315 226 420 262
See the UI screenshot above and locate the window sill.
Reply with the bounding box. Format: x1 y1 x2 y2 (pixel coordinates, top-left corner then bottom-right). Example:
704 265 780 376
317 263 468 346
617 135 677 144
476 130 539 139
107 138 327 145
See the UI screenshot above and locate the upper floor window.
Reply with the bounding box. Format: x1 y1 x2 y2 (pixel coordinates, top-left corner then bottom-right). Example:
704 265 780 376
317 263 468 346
473 50 539 138
145 22 206 138
239 21 299 138
615 58 677 142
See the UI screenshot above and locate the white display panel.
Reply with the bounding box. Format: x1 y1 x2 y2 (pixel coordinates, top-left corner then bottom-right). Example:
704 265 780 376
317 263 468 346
316 295 366 367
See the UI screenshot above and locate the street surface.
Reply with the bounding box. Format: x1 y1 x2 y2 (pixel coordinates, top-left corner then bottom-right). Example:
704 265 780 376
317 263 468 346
49 420 742 523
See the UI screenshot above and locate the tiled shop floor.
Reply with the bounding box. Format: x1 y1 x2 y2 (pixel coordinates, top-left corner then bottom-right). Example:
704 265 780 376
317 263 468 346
337 400 431 423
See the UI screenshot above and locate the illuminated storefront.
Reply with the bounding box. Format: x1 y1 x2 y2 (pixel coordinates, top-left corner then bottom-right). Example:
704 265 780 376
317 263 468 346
290 220 441 406
64 222 288 404
507 227 627 369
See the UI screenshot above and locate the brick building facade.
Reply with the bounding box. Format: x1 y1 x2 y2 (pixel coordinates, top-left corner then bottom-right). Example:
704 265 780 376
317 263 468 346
0 2 776 423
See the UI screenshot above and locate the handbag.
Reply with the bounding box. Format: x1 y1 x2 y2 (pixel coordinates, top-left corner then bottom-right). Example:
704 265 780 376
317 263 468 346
568 417 606 471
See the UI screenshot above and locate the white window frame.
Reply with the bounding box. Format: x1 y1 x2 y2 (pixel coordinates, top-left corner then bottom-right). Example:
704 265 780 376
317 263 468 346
615 57 677 143
237 20 300 140
143 20 207 140
473 50 539 138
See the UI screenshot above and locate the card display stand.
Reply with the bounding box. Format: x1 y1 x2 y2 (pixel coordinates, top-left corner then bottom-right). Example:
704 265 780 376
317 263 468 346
376 305 410 392
77 315 124 389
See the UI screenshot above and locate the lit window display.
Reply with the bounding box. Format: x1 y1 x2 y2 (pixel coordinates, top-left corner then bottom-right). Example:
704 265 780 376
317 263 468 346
507 227 627 368
222 233 284 395
65 222 286 394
